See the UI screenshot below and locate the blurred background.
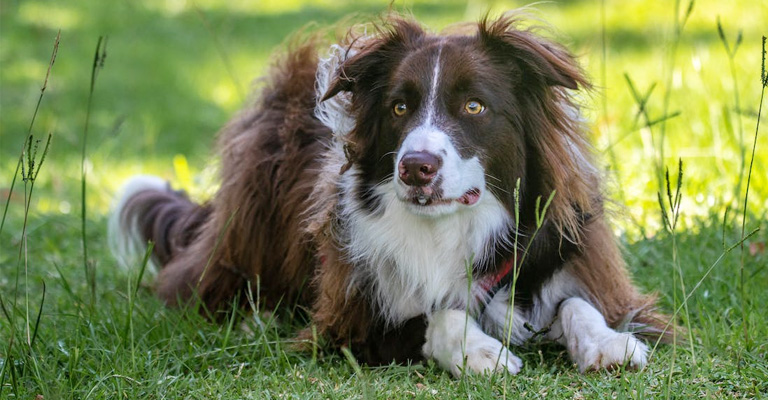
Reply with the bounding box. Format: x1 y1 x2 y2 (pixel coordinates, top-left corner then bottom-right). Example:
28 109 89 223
1 0 766 238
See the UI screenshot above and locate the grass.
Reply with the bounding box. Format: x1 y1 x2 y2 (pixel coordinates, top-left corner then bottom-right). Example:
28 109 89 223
1 218 765 398
1 0 767 398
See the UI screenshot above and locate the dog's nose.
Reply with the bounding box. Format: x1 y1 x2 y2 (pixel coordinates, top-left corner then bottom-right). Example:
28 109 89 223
398 151 441 186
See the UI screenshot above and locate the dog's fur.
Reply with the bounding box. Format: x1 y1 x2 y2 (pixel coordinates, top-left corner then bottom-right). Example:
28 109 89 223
110 13 671 375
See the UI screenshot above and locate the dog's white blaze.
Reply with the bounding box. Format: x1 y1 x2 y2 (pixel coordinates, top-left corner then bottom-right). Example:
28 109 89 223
339 169 510 324
425 44 443 125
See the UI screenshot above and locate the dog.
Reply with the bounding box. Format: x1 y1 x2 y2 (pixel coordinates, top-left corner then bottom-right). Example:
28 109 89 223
110 12 671 376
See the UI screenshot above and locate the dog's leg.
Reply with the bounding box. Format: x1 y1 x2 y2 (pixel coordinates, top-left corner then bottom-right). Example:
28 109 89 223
423 309 522 377
549 297 648 372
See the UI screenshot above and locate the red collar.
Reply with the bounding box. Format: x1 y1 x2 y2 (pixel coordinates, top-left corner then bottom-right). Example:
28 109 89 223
479 259 515 293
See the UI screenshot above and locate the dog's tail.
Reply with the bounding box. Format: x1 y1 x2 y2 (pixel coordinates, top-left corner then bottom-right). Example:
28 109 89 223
108 175 211 271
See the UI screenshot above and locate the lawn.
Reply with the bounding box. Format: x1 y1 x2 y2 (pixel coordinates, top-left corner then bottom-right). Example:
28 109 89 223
1 0 767 398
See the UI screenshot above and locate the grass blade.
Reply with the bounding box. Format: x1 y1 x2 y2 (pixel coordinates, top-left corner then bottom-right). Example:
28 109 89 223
29 281 46 349
81 36 108 309
0 31 59 236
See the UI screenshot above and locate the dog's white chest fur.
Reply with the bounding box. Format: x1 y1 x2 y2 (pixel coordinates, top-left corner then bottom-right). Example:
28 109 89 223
339 173 511 324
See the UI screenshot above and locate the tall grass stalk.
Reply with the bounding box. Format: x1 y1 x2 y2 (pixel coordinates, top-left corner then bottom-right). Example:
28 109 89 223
460 260 473 381
656 160 696 398
18 134 53 348
716 18 745 207
625 0 693 229
623 75 683 177
81 36 108 309
0 31 59 398
501 178 523 369
500 179 554 394
737 36 768 348
0 30 59 235
122 242 153 371
658 0 694 188
18 88 54 347
623 72 681 233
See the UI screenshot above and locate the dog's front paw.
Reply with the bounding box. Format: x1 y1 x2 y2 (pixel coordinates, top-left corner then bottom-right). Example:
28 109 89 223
423 309 522 377
461 337 523 376
573 332 648 372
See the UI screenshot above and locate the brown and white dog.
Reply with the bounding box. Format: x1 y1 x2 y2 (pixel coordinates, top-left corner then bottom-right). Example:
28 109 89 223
110 13 670 376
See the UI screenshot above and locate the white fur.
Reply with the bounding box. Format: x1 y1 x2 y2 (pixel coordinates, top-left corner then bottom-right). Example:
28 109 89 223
424 43 443 125
394 125 487 216
339 171 511 324
550 297 649 372
107 175 169 272
314 44 357 141
423 309 522 377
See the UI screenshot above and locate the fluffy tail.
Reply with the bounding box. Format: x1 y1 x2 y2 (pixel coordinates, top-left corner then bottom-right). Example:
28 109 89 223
108 175 211 270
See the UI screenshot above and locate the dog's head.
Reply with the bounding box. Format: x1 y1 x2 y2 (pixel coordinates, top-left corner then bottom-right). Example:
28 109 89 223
320 13 596 234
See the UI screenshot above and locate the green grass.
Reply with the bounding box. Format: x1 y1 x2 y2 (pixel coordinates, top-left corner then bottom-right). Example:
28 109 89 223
1 0 767 398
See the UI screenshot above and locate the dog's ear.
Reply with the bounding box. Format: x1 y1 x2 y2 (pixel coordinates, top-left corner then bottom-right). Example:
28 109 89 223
478 14 587 90
320 43 384 101
322 17 426 101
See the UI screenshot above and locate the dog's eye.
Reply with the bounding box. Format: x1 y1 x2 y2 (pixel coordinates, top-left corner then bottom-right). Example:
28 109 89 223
393 102 408 117
464 100 485 115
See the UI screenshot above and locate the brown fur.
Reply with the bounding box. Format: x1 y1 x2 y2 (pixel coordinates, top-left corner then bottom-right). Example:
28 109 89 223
152 39 331 315
479 15 597 242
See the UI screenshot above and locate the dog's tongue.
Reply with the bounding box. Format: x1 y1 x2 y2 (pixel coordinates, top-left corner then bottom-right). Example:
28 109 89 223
457 188 481 206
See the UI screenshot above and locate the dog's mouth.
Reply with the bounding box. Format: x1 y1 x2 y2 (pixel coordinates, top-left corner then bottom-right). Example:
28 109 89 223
408 187 481 207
